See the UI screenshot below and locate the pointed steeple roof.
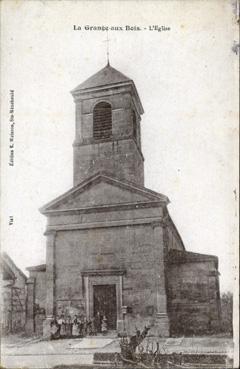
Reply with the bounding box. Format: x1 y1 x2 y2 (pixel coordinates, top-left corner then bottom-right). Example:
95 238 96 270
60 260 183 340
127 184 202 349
71 63 144 114
72 64 132 92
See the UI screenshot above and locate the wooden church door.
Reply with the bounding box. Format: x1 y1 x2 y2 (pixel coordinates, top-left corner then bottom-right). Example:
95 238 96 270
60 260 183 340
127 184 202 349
93 284 117 330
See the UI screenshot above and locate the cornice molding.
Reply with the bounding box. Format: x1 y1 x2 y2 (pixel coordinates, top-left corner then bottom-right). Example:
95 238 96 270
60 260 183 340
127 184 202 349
81 269 126 277
42 200 162 216
72 82 144 116
44 216 163 234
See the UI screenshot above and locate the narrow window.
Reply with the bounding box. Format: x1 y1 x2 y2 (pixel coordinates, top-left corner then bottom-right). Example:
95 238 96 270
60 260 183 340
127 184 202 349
132 110 137 139
93 102 112 140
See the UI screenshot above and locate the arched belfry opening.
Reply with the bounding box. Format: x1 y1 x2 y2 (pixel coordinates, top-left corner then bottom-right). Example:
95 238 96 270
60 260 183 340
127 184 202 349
93 102 112 140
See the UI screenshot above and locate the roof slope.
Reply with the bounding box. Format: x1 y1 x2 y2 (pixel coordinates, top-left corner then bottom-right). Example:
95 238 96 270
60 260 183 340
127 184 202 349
72 64 131 92
168 249 218 267
1 252 27 281
26 264 46 272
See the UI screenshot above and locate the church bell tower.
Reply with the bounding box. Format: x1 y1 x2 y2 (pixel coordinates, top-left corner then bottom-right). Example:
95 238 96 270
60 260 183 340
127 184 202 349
71 64 145 186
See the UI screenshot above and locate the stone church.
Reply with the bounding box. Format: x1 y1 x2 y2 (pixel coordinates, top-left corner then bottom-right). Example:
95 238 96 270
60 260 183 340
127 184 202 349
26 63 221 337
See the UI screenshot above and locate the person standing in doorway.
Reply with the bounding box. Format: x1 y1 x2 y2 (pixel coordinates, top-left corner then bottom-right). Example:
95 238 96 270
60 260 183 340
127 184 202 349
96 311 102 333
101 315 108 335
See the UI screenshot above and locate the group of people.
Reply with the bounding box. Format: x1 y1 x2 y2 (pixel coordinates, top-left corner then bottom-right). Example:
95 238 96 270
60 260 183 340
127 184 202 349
50 313 108 339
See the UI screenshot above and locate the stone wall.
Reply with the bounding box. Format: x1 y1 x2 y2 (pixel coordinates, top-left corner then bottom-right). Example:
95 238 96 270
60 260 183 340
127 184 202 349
26 268 46 335
51 214 169 335
166 221 184 251
73 86 144 186
73 139 144 187
166 250 221 336
28 270 46 310
55 224 154 308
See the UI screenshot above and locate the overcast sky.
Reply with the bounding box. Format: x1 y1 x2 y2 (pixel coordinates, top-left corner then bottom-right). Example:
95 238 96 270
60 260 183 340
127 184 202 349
1 0 238 293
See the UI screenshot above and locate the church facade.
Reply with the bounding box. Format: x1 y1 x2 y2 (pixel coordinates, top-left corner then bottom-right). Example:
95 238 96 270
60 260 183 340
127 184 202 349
26 64 221 337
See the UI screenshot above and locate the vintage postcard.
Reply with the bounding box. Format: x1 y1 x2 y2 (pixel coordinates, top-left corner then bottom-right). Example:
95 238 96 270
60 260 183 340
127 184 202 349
0 1 239 368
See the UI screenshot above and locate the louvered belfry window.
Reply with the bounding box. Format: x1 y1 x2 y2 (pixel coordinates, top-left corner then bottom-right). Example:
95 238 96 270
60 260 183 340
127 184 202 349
93 102 112 140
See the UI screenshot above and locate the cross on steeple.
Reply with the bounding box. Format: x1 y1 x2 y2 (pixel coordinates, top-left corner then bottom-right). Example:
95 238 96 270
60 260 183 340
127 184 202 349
103 31 110 66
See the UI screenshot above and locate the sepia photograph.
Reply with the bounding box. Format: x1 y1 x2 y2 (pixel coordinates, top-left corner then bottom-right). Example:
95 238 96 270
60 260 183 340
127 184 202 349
1 1 239 368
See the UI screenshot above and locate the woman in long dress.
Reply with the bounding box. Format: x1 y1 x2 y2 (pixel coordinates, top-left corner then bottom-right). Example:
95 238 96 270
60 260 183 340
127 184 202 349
78 317 84 337
50 318 59 340
95 311 102 333
91 317 97 336
65 316 72 337
59 314 66 338
72 316 79 338
83 317 88 337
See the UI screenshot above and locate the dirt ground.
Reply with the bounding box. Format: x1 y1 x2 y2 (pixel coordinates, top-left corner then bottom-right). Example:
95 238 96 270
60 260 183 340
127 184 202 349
0 334 234 369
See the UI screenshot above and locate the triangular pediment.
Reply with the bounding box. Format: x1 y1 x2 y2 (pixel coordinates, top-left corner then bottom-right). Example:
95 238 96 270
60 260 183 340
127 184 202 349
40 173 168 214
